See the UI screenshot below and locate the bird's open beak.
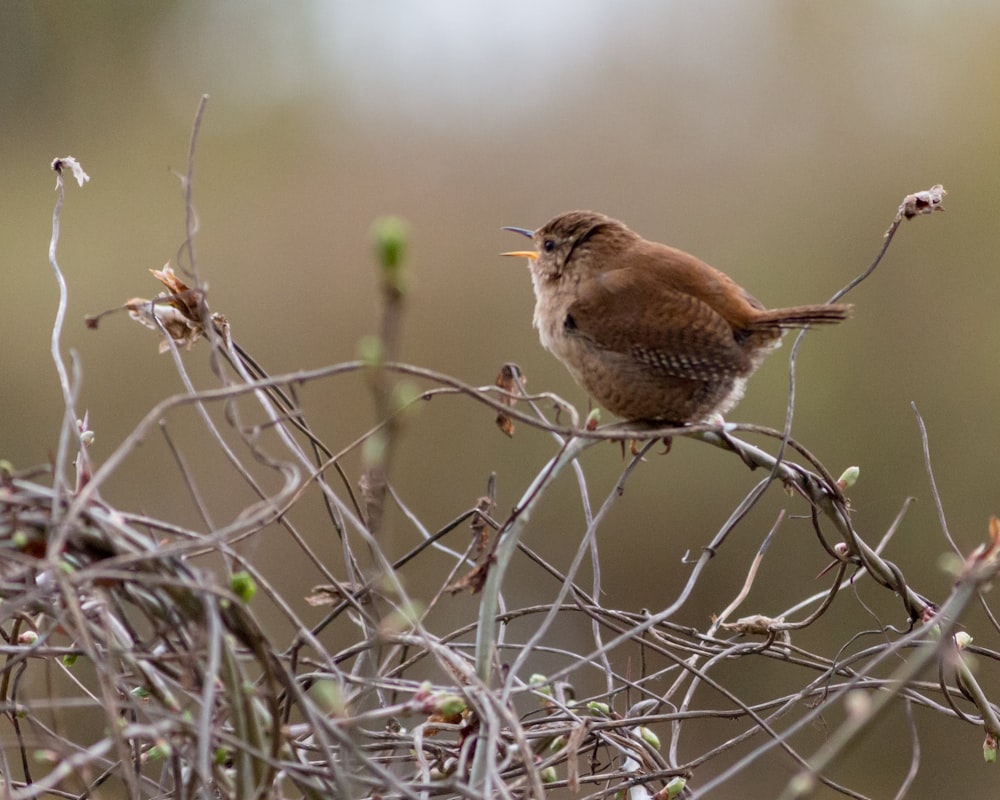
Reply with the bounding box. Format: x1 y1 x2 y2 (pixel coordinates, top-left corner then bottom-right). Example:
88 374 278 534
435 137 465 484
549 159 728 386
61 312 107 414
501 226 537 259
501 250 537 259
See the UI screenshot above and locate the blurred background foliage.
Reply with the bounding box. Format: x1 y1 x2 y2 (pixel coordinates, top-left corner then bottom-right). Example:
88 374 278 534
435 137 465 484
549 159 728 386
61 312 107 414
3 2 1000 796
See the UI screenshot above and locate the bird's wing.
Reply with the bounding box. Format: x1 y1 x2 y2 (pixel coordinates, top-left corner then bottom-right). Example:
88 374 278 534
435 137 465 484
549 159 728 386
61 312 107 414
565 268 752 381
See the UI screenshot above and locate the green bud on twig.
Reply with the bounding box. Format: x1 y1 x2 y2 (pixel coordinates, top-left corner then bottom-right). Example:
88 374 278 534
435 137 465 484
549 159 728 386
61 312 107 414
358 335 383 366
391 380 422 415
837 465 860 488
432 692 467 718
146 742 171 761
363 430 387 469
229 571 257 603
310 680 346 716
371 216 409 297
587 701 611 717
638 725 660 749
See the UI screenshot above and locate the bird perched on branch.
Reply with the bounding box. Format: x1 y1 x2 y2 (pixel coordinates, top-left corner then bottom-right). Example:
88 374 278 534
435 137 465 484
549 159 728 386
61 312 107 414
504 211 850 424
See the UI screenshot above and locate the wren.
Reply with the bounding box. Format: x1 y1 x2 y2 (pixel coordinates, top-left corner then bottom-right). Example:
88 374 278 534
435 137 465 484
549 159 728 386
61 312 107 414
503 211 851 424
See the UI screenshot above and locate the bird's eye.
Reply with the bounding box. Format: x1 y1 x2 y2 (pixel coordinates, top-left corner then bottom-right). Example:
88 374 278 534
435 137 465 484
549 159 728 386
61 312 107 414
543 239 556 253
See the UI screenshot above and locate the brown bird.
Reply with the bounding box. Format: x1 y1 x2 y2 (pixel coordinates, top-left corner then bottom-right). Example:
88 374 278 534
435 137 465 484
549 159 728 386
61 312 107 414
503 211 850 424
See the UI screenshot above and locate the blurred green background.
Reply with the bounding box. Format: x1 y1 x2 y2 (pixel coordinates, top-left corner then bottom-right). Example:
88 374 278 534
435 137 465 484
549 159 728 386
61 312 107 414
3 2 1000 797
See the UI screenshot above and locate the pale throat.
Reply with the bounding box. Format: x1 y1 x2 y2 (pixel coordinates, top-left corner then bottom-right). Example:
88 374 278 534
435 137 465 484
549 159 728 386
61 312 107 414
530 267 578 352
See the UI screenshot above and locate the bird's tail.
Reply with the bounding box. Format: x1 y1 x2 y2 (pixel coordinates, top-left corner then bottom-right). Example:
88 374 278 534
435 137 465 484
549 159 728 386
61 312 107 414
751 303 852 329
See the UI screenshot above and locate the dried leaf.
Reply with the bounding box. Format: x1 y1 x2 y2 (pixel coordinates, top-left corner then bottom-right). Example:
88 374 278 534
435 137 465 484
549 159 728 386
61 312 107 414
719 614 784 636
126 264 211 352
470 495 495 559
495 364 525 437
51 156 90 187
446 556 494 595
496 413 515 438
304 583 368 607
898 184 946 220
